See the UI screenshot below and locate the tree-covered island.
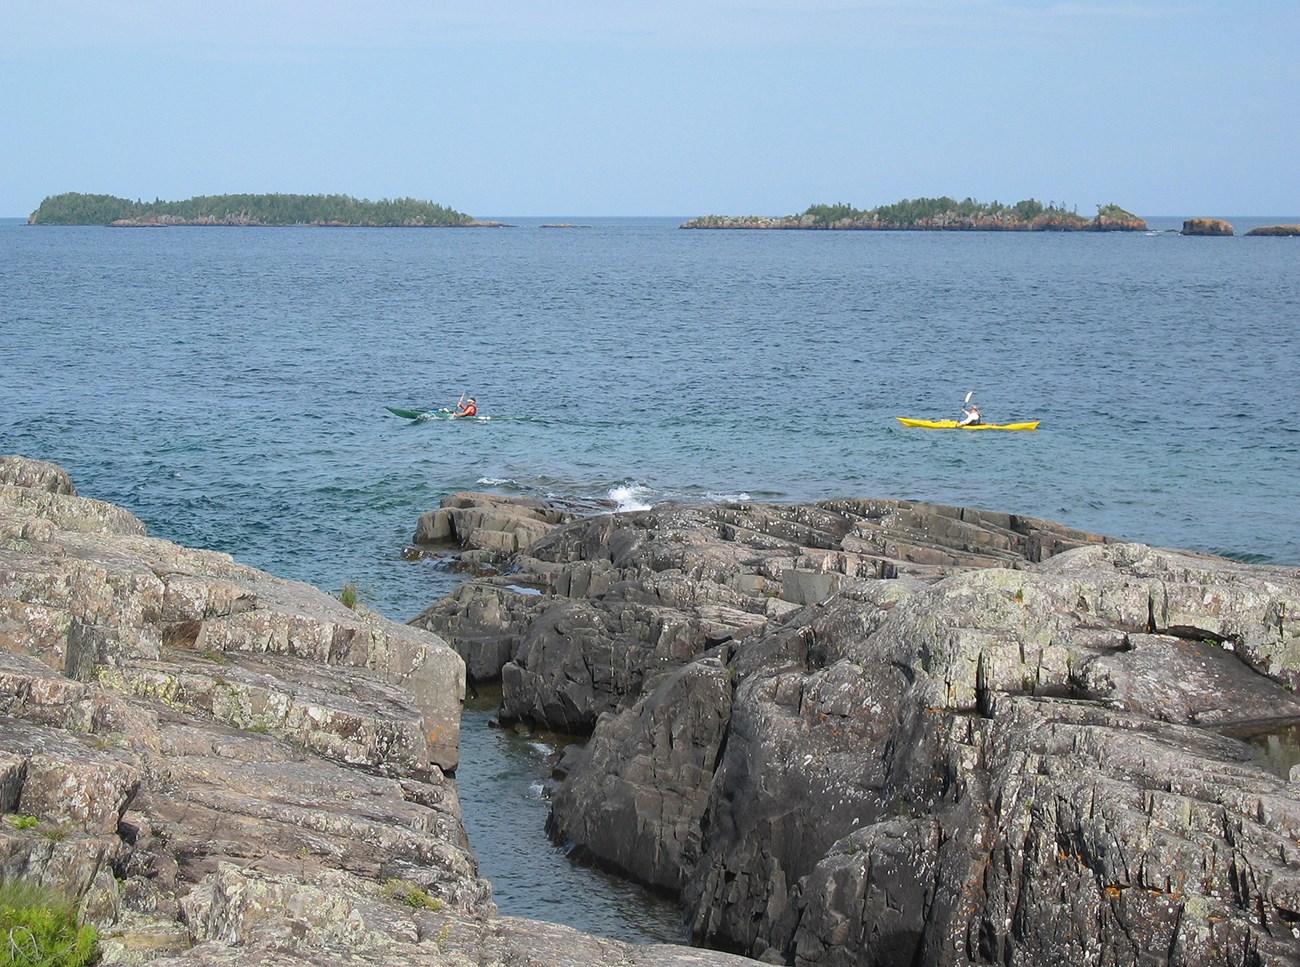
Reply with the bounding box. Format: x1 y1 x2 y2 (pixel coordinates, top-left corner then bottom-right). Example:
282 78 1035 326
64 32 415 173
681 197 1147 231
27 192 498 227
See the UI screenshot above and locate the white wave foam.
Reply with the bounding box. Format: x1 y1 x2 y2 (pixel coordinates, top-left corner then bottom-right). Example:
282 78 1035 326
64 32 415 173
705 491 753 503
609 483 653 512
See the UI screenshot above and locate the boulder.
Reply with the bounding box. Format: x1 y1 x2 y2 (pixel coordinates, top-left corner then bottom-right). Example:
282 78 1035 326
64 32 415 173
409 491 611 567
0 455 78 495
0 457 485 941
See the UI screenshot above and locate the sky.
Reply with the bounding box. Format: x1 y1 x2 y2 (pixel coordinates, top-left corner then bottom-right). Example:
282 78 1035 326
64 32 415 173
2 1 1297 218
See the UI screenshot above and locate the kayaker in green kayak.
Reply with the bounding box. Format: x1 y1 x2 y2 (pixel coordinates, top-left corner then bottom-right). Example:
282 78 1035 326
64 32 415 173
452 397 477 419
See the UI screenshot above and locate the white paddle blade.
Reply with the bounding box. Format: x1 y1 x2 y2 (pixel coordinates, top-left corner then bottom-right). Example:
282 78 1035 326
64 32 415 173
964 391 974 403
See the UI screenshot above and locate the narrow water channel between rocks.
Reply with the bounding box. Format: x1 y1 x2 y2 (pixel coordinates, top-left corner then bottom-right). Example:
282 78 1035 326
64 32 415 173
454 687 687 943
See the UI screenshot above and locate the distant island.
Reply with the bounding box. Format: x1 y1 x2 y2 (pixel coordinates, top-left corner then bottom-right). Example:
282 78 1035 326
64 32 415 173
27 192 500 227
681 197 1147 232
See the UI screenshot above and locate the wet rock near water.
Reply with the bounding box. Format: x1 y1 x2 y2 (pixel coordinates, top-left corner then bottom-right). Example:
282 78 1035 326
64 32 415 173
1 456 755 967
414 492 1300 965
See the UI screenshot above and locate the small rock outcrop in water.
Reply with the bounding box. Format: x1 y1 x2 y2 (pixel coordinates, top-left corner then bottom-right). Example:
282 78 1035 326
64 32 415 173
0 456 757 967
412 493 1300 965
1245 224 1300 237
1182 217 1235 236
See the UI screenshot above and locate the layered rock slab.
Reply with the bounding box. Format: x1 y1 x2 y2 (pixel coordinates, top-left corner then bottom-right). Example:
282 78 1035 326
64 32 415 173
0 459 458 958
2 456 757 967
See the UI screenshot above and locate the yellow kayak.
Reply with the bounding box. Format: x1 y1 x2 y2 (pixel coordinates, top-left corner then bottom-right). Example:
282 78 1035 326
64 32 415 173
896 417 1040 431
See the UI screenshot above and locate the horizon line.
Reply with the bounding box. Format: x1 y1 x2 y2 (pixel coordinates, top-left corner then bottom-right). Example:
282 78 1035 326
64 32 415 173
5 211 1299 221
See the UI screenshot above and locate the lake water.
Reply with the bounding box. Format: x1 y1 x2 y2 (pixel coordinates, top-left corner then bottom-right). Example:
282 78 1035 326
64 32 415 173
2 214 1298 941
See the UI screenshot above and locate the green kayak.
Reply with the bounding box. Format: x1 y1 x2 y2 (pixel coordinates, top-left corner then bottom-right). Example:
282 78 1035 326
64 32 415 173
386 406 443 420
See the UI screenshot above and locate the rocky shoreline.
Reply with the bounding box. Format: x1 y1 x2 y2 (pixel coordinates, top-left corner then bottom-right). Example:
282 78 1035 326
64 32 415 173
412 493 1300 965
5 456 1300 965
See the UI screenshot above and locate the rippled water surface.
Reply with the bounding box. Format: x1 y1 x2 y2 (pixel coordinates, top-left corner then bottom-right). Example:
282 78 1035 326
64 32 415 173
456 688 685 941
2 214 1298 940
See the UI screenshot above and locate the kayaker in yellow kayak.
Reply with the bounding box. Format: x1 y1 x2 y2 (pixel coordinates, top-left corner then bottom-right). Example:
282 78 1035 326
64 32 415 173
957 402 982 426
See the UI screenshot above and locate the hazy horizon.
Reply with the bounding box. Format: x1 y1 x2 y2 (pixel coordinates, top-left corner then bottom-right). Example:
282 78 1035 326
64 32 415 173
5 207 1298 222
4 1 1297 220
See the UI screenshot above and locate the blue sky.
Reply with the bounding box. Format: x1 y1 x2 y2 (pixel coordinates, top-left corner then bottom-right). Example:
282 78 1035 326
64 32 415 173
3 1 1297 218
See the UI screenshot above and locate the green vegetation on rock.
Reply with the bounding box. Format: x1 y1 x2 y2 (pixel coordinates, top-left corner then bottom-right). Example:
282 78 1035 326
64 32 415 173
0 879 99 967
338 582 360 610
684 197 1147 232
29 192 477 227
1096 203 1139 221
382 879 444 912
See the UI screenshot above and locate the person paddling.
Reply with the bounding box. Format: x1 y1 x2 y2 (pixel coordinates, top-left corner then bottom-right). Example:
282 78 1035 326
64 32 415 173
957 402 981 426
452 397 477 419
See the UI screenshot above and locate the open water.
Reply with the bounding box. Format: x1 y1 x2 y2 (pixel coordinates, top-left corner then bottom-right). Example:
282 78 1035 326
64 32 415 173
2 214 1298 941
